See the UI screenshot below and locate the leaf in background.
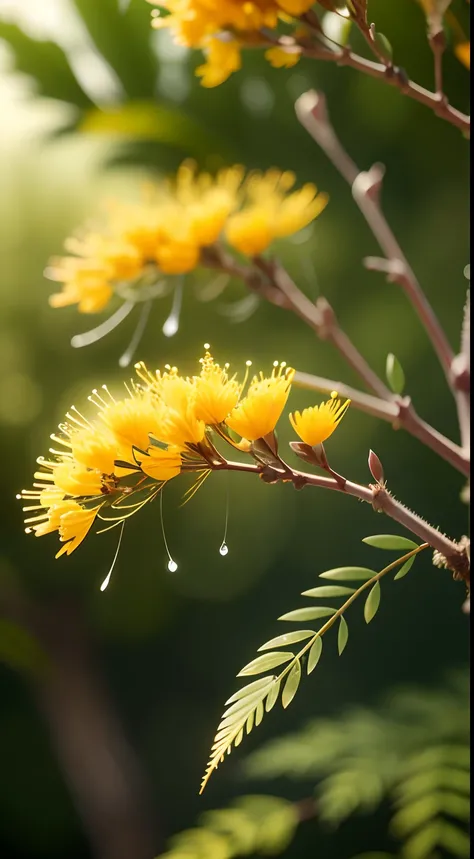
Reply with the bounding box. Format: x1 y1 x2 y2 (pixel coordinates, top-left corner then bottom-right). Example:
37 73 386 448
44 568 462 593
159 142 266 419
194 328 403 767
0 619 48 676
70 0 159 98
0 22 94 109
364 582 381 623
386 352 406 394
338 616 349 654
78 101 227 160
363 534 419 551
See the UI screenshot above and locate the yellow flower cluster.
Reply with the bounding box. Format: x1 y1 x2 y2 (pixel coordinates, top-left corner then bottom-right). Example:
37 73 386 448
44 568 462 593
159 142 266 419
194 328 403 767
148 0 314 86
18 349 348 560
47 163 328 314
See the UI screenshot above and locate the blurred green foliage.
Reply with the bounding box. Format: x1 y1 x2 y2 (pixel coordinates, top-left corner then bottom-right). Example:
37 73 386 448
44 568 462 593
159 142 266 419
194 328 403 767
0 0 469 857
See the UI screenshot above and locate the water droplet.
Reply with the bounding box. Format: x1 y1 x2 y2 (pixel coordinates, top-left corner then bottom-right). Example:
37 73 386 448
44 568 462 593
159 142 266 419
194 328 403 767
162 316 179 338
219 542 229 556
167 559 178 573
15 494 21 500
204 342 210 349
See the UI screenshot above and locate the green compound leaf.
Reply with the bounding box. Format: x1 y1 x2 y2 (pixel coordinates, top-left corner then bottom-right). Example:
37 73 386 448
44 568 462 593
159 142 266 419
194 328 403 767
394 555 416 580
364 582 381 623
363 534 419 551
278 607 336 622
258 630 315 651
301 585 356 598
238 652 294 676
338 616 349 655
386 352 405 394
319 566 376 581
282 660 302 709
307 637 323 674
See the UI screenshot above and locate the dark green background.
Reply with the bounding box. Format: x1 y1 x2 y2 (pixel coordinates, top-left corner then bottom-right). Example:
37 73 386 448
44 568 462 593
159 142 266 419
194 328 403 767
0 0 469 856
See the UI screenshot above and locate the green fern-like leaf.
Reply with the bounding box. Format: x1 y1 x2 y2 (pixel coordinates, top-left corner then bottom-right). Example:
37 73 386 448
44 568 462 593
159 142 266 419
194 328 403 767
201 545 425 791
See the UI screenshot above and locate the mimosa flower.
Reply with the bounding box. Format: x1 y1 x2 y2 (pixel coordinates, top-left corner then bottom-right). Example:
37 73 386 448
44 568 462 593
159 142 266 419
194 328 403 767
55 504 100 558
226 363 294 441
225 170 328 256
265 45 302 68
196 37 242 88
135 445 183 481
192 350 242 425
19 349 315 561
148 0 314 84
289 395 351 447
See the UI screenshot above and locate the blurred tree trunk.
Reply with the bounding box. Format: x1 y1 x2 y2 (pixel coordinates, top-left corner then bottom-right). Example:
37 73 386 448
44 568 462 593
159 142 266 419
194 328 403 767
31 599 157 859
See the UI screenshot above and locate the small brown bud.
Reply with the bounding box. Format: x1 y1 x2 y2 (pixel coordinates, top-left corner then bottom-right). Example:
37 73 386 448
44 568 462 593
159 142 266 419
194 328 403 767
368 449 385 484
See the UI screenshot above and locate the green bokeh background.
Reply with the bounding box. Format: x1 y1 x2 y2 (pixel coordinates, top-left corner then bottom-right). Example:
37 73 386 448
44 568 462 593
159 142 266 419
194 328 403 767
0 1 469 857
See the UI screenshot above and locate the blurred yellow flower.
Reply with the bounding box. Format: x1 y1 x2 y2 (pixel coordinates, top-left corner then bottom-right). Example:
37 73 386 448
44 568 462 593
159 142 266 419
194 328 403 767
289 395 350 446
265 45 302 68
225 170 328 256
226 363 294 441
148 0 314 85
196 37 242 88
454 41 470 68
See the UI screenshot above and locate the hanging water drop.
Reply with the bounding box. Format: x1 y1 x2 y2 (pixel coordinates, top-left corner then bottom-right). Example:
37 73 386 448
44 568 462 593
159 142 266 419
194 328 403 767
100 521 124 592
219 542 229 557
167 559 178 573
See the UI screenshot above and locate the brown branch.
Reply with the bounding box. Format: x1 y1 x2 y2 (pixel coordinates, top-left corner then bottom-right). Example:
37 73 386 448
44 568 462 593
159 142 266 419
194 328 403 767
295 39 470 135
294 371 470 476
217 460 469 581
294 89 470 452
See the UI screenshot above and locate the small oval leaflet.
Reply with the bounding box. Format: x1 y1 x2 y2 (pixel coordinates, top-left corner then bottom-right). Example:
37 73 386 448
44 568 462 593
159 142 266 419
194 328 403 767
364 581 381 624
258 630 316 652
319 567 376 581
307 637 323 674
282 660 302 708
338 616 349 655
363 534 419 551
278 607 336 622
238 652 294 676
265 680 281 712
394 555 416 580
225 676 274 705
302 585 356 598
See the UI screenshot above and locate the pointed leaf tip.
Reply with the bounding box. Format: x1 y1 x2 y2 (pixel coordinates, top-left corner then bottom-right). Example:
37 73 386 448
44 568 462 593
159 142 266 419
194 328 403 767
338 616 349 654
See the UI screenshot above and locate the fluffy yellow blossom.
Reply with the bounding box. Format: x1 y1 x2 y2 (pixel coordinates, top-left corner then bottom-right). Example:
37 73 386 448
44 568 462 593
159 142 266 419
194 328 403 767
196 37 242 88
289 395 350 446
47 163 327 319
134 445 183 481
192 351 242 424
265 45 302 68
226 170 328 256
226 363 294 441
21 350 351 562
148 0 314 84
55 504 100 558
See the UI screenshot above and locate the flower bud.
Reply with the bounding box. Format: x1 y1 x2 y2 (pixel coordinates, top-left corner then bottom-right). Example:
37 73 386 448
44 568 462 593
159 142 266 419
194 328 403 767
368 449 385 484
